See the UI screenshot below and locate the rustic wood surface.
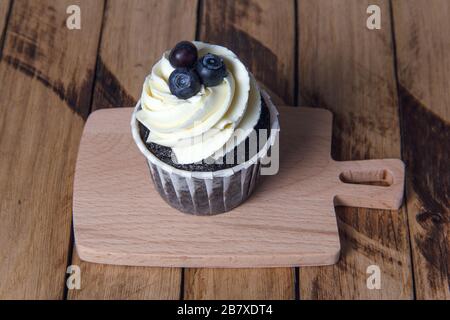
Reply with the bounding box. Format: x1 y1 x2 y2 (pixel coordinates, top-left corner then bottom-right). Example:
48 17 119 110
0 0 104 299
296 0 413 300
68 0 198 300
0 0 10 42
0 0 448 300
392 0 450 300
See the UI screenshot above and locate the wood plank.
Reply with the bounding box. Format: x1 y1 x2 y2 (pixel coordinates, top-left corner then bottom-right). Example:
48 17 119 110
392 0 450 300
0 0 104 299
184 0 296 299
297 0 413 299
0 0 10 46
68 0 198 300
197 0 295 106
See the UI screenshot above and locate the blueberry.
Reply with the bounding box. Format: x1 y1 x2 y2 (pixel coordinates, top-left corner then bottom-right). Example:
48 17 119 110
169 41 198 68
168 69 201 99
195 53 227 87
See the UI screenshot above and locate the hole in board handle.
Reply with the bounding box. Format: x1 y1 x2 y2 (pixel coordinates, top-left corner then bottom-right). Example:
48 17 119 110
339 169 393 187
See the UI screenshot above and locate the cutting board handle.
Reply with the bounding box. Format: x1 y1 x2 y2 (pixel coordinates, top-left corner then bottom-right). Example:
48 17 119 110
333 159 405 210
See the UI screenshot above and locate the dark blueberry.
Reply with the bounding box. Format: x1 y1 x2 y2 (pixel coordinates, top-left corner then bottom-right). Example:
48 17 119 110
168 68 201 99
195 53 227 87
169 41 198 68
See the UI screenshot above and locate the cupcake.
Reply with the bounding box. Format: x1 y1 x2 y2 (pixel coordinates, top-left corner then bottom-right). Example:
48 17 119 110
131 41 279 215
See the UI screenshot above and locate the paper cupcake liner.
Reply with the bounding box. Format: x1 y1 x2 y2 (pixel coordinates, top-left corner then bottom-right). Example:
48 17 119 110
131 90 280 215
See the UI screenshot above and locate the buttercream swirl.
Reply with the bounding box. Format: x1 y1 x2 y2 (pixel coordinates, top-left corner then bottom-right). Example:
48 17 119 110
136 41 261 164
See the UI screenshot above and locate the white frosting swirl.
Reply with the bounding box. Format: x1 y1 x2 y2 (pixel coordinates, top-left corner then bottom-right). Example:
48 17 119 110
136 41 261 164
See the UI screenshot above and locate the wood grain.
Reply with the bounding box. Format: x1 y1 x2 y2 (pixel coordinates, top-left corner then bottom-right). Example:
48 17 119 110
0 0 104 299
297 0 413 299
74 107 340 267
392 0 450 300
70 251 181 299
185 0 296 299
73 106 404 267
185 268 294 300
0 0 10 48
197 0 295 105
68 0 197 300
91 0 198 110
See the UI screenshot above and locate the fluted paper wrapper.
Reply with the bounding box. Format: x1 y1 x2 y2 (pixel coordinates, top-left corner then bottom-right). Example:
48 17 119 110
131 91 280 215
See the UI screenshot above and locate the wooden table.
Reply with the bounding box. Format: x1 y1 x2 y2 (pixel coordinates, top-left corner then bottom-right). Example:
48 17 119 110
0 0 448 300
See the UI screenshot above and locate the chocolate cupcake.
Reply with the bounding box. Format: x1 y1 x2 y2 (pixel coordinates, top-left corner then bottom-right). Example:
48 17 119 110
131 41 279 215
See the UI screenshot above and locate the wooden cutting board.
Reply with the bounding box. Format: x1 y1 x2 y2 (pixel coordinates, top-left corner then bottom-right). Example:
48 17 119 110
73 106 404 268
